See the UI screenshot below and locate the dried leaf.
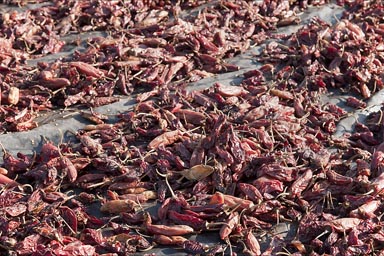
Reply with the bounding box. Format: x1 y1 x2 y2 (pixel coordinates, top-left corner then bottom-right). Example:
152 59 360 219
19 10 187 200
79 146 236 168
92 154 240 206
8 87 19 105
180 165 214 181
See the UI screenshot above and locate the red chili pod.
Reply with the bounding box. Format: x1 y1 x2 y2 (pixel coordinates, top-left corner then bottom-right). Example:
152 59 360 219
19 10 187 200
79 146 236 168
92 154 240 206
212 192 254 211
70 61 104 78
100 199 138 214
245 230 261 255
0 173 19 187
0 167 8 175
60 206 78 234
326 169 353 185
238 183 263 203
183 240 206 255
83 124 113 131
194 33 219 53
146 223 194 236
147 130 183 149
70 157 91 171
213 30 226 47
118 191 157 203
289 169 313 197
349 200 380 219
79 135 103 156
329 218 361 233
42 77 71 90
40 141 61 163
370 172 384 194
153 234 187 246
174 109 206 125
346 96 366 109
76 173 107 184
219 212 239 240
168 210 205 230
270 88 294 100
60 156 78 182
5 203 27 217
359 83 371 99
291 240 306 254
80 228 104 245
214 83 249 97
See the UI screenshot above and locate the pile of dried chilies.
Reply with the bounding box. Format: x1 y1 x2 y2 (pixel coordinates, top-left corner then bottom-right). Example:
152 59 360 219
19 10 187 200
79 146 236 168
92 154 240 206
0 0 312 132
1 0 384 255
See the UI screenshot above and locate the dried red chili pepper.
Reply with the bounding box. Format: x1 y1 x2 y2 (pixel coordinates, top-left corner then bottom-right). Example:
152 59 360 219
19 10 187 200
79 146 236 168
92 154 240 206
153 234 187 246
168 210 206 230
145 218 194 236
219 212 239 240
